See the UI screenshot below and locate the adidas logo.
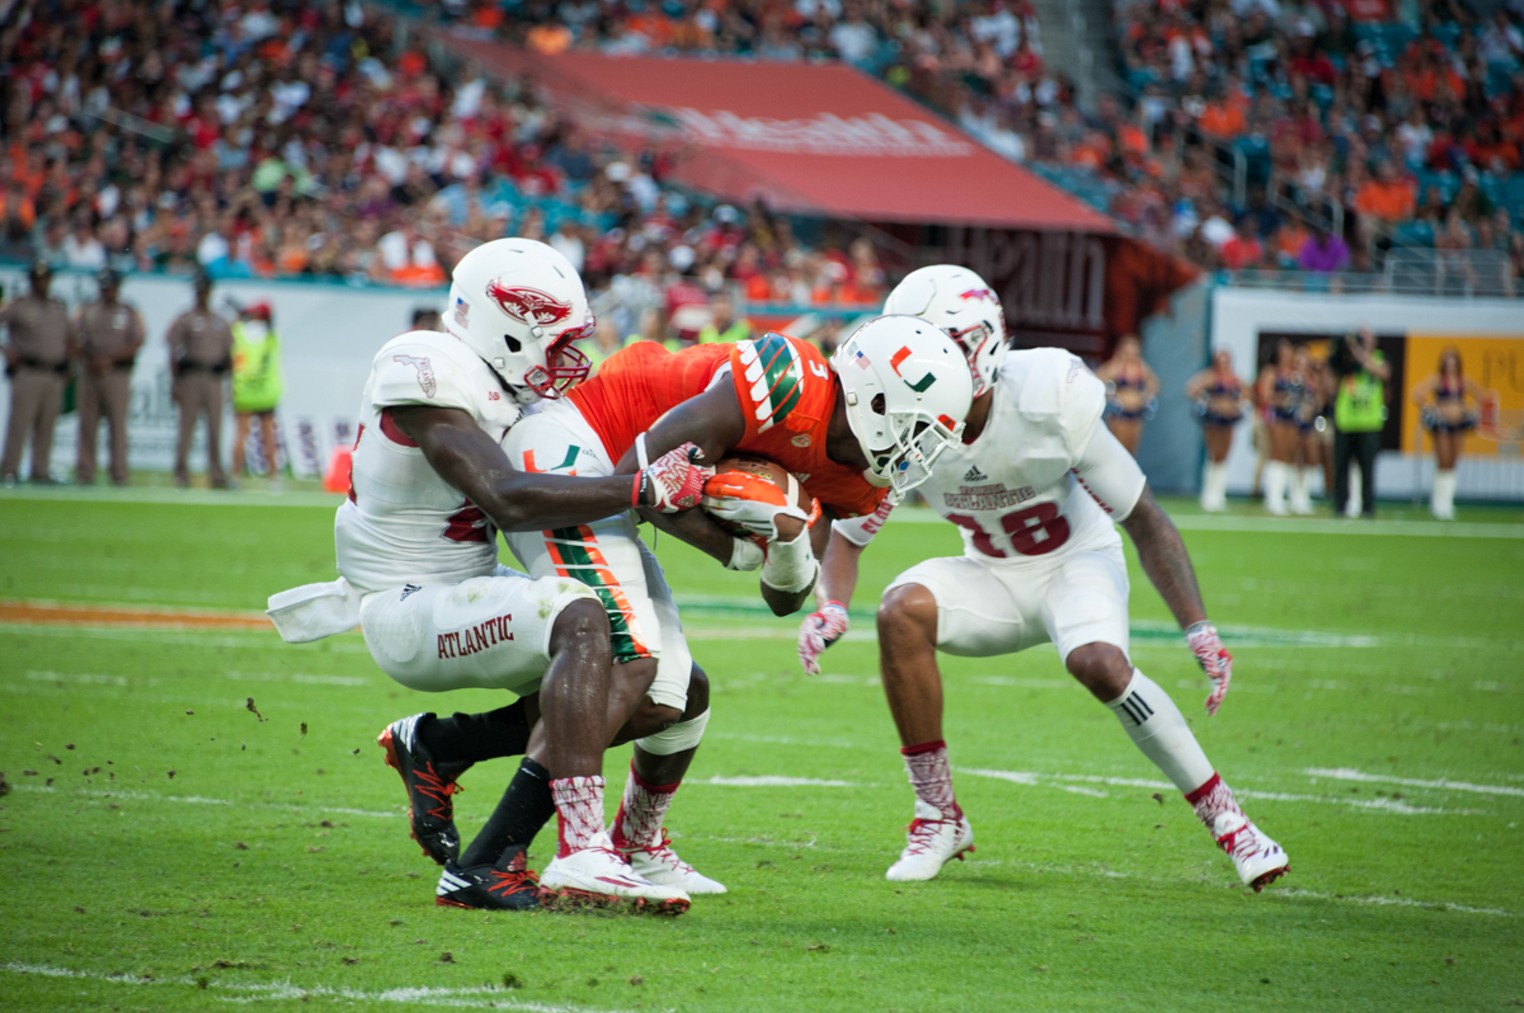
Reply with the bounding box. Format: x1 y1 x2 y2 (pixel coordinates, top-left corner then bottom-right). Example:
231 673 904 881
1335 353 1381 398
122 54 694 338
963 465 989 482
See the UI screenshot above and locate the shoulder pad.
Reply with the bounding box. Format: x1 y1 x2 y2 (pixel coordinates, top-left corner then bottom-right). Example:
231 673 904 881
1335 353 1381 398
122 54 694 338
1003 348 1106 453
369 332 492 413
733 333 811 434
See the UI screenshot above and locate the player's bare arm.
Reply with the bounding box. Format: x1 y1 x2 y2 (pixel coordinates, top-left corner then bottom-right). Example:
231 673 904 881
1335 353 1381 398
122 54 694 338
1119 486 1207 629
1121 485 1233 714
620 381 756 563
391 404 702 531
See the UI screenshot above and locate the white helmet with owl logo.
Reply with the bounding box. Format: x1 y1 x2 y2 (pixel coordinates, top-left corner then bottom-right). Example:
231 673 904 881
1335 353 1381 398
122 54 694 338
444 237 594 402
884 264 1007 398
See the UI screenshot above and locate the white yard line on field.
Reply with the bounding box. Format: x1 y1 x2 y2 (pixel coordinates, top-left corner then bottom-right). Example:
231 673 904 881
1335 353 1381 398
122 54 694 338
1304 767 1524 797
700 775 859 787
9 784 399 820
957 768 1489 815
1267 888 1514 918
0 962 627 1011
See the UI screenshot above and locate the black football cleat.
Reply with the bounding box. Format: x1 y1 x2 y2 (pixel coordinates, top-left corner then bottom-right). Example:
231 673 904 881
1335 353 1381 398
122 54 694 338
377 713 471 865
435 848 542 911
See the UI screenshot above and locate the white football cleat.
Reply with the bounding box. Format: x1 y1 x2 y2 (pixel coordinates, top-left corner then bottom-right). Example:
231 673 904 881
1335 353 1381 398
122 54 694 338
885 800 974 882
1213 811 1289 891
619 831 728 895
538 831 690 914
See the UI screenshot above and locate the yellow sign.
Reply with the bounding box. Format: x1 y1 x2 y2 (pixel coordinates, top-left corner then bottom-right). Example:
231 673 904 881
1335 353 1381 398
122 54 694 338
1402 335 1524 456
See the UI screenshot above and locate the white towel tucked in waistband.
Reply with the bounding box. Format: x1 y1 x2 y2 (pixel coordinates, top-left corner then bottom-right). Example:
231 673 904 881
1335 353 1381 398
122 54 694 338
266 577 362 643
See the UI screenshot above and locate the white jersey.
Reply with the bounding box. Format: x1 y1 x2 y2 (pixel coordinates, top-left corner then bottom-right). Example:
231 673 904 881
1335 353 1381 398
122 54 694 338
837 348 1146 562
335 329 523 593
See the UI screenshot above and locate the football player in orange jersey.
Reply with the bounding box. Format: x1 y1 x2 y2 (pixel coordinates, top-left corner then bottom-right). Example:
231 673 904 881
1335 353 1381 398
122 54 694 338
409 314 975 898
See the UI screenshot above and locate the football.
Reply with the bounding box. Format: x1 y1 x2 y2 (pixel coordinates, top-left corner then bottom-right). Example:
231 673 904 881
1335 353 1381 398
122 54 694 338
703 455 812 535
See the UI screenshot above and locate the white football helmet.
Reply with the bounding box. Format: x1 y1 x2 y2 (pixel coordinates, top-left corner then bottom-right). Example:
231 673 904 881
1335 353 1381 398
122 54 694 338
444 237 594 401
884 264 1007 397
831 315 974 497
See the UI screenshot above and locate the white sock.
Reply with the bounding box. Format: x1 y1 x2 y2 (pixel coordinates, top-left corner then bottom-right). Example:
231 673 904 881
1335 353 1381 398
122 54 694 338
1200 461 1225 511
612 760 679 850
1264 461 1288 512
1434 469 1456 519
1106 669 1215 794
1292 469 1316 508
551 775 606 857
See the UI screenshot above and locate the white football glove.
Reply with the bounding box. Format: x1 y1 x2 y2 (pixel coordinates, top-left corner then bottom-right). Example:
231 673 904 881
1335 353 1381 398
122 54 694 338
797 600 849 676
702 471 811 541
1186 620 1233 716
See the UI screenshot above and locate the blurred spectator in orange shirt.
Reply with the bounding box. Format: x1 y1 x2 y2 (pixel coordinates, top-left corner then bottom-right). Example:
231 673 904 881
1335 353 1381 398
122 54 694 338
1199 87 1249 141
1220 219 1266 270
1354 161 1416 230
527 22 572 53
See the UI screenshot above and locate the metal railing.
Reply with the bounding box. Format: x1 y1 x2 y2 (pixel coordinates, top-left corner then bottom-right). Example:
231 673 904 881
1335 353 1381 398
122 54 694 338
1221 250 1517 298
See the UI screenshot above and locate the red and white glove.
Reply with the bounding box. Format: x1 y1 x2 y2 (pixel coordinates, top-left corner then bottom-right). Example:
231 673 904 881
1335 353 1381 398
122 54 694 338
797 600 849 676
702 471 812 540
1186 620 1232 715
636 442 714 513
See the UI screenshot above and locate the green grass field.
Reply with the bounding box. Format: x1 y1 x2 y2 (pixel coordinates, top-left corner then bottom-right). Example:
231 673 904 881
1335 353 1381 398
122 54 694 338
2 486 1522 1011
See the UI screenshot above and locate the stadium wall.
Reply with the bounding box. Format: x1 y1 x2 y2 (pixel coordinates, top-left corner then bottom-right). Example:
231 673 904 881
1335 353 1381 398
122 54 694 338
1136 279 1211 496
0 267 444 480
1210 287 1524 504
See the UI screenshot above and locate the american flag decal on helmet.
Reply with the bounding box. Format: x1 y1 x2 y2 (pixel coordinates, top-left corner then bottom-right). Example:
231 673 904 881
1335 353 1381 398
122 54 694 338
485 282 573 327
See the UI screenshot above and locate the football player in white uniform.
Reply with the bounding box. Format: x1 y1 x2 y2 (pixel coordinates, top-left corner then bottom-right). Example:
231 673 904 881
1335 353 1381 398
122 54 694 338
379 314 975 901
797 265 1290 892
268 238 712 914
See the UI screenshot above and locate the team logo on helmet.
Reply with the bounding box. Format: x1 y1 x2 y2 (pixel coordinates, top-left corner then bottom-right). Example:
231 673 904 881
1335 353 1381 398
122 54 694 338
889 346 937 393
485 281 573 327
959 287 998 304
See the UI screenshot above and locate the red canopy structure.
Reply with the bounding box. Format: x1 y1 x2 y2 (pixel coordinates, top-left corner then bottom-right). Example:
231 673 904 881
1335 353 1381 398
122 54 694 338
441 41 1115 233
439 38 1193 351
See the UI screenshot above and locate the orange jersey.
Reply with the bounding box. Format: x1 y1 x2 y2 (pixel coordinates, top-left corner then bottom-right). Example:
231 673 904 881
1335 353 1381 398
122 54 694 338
567 334 887 519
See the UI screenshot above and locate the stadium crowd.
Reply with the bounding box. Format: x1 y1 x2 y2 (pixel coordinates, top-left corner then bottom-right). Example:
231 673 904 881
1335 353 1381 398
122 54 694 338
2 0 1520 304
457 0 1524 282
0 0 893 329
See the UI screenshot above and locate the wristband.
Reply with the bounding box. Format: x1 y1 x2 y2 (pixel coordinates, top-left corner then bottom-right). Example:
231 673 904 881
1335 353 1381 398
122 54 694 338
632 472 645 508
761 529 818 593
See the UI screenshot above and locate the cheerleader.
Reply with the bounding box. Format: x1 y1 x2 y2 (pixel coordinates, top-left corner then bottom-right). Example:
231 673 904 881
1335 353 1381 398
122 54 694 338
1185 349 1247 512
1256 338 1305 515
1097 334 1159 456
1411 347 1482 520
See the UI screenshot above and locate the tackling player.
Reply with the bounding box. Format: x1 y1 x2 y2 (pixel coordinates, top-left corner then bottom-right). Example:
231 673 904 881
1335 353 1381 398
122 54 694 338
268 238 712 914
797 265 1290 892
396 314 975 898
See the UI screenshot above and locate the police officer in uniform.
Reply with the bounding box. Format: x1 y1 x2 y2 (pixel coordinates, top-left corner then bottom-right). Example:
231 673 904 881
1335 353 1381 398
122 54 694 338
167 272 234 488
74 268 144 486
1 261 72 485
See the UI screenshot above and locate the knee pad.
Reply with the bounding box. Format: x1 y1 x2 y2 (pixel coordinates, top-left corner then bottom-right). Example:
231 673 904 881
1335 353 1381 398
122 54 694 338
634 707 710 756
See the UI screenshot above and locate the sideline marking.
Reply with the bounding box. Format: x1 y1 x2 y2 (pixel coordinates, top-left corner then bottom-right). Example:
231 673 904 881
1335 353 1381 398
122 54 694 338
0 599 269 631
0 962 626 1011
8 596 1515 654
